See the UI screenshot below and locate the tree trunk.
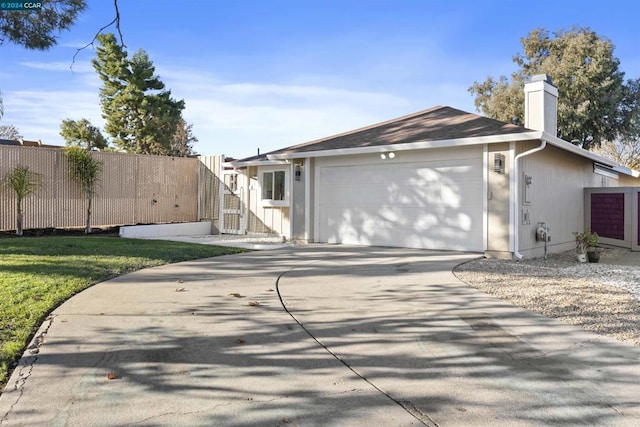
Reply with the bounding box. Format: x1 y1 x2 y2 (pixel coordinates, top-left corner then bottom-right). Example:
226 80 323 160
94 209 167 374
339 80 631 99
85 196 92 234
16 199 23 236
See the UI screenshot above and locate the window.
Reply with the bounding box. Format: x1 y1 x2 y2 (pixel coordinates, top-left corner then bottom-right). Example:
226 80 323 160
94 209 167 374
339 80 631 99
262 170 286 201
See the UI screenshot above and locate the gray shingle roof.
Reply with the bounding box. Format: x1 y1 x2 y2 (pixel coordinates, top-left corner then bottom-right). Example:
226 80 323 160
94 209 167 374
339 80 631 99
269 105 531 156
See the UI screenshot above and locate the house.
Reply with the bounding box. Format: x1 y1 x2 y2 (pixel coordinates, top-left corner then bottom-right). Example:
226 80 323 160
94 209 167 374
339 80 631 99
227 74 640 259
0 138 58 148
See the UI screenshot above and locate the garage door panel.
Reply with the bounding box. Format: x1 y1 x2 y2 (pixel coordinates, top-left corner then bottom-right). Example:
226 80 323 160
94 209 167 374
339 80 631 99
317 155 483 251
321 206 482 251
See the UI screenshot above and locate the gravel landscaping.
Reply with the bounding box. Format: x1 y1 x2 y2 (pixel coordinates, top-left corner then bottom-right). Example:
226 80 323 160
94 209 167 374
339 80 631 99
453 247 640 346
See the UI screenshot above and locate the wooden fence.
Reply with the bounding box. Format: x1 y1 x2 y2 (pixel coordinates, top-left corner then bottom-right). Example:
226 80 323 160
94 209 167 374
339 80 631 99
0 146 200 232
197 155 223 234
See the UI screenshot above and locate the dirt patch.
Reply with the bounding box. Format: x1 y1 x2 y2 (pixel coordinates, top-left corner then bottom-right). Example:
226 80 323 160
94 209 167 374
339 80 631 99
0 226 121 238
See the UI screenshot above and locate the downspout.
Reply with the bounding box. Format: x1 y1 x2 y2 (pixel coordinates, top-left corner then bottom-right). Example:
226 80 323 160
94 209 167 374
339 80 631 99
512 138 547 260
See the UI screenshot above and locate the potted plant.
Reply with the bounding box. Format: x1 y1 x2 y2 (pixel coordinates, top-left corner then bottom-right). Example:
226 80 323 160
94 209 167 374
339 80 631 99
573 229 599 263
585 230 601 263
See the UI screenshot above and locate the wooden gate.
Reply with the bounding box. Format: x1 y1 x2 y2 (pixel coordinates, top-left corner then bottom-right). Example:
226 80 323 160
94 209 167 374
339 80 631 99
219 166 245 234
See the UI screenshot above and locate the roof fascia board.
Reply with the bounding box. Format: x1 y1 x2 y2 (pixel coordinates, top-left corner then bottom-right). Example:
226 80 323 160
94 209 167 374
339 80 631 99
540 132 640 177
230 159 289 167
267 131 544 160
265 128 640 178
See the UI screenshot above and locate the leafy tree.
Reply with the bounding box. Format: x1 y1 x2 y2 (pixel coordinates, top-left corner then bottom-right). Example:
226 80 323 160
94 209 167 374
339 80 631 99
618 78 640 140
171 118 198 156
60 118 108 150
3 165 42 236
469 27 635 150
0 0 87 50
0 124 22 140
92 33 185 155
64 146 102 233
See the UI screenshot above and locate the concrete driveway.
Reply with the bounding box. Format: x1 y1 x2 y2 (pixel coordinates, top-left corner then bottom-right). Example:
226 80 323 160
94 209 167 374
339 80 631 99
1 246 640 426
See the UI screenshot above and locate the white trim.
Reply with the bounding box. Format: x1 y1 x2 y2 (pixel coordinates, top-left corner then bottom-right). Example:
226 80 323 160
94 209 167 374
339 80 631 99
267 131 543 160
304 157 311 241
509 142 516 254
524 80 558 97
231 159 289 167
241 174 248 234
313 163 320 243
289 162 294 239
524 79 559 97
614 165 640 178
264 129 640 178
482 144 488 251
258 167 290 207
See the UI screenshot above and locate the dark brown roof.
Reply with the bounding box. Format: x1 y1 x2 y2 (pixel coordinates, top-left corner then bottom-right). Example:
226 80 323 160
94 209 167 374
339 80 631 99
269 106 532 156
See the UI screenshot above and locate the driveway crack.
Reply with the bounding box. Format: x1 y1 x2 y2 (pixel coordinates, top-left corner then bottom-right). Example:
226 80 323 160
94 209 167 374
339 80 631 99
1 315 56 424
275 261 438 427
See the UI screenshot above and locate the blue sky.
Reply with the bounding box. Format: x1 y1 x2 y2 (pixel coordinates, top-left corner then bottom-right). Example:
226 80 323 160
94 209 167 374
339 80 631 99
1 0 639 158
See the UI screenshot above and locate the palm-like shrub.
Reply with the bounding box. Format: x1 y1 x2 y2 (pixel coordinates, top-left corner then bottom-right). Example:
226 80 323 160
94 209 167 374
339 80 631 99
3 165 42 235
64 146 102 233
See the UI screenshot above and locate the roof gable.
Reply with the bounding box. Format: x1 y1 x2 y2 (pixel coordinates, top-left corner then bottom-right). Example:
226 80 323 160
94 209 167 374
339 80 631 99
269 106 531 156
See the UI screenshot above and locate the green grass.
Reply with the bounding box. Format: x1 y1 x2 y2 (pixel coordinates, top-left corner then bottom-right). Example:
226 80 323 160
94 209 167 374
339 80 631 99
0 236 245 386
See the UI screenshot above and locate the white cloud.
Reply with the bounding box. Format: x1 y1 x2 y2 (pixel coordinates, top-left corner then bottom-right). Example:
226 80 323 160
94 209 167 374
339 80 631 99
19 60 95 74
2 90 103 144
3 63 476 159
159 66 415 157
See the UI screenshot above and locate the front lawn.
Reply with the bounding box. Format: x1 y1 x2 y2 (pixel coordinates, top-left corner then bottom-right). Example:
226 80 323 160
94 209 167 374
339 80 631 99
0 236 244 387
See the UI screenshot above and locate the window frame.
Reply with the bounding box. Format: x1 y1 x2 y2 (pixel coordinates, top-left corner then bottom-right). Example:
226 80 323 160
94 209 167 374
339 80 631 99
259 168 289 207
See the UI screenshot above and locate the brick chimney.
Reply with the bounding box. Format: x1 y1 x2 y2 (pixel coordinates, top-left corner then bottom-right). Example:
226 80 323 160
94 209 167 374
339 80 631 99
524 74 558 136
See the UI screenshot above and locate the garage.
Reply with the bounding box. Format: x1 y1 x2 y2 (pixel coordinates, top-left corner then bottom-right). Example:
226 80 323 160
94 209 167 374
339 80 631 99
314 146 485 251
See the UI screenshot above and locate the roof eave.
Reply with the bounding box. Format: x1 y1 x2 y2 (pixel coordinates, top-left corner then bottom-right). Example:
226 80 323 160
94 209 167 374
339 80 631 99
267 131 544 160
266 130 640 178
230 158 289 167
540 132 640 177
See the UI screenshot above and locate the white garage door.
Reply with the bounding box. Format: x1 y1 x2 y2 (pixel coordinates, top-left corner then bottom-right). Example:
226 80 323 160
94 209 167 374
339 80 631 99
316 148 484 251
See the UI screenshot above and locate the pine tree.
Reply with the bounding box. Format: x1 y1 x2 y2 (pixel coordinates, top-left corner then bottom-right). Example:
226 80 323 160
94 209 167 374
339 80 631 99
171 118 198 157
92 33 185 155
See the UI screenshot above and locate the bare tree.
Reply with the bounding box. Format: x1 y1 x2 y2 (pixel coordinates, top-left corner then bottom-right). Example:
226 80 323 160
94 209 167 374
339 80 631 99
595 140 640 170
0 124 22 140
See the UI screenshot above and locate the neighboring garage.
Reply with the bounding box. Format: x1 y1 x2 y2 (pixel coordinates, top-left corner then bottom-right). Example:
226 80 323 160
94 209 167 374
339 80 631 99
315 145 485 251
